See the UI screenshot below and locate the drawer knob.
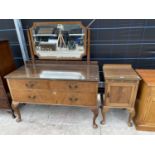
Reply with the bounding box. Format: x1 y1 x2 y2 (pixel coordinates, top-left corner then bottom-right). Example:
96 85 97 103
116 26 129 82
69 97 78 102
25 83 35 88
69 84 78 89
28 95 36 99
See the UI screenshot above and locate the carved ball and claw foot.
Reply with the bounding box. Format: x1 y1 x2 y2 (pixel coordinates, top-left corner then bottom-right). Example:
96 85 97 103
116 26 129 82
100 106 109 125
11 101 22 122
91 108 99 129
12 112 16 119
128 122 132 127
7 110 16 119
127 109 135 127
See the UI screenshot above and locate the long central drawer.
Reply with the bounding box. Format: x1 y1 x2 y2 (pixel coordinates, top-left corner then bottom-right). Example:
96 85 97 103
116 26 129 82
10 89 97 106
8 79 97 93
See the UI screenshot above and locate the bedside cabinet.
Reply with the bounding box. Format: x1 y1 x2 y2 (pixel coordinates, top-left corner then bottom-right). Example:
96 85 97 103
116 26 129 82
101 64 140 126
134 70 155 131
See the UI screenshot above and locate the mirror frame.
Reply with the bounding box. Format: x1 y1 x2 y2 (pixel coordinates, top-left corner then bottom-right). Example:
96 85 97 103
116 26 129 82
28 21 89 62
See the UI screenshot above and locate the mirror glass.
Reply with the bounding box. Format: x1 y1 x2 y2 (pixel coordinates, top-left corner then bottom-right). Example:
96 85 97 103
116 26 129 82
31 23 86 59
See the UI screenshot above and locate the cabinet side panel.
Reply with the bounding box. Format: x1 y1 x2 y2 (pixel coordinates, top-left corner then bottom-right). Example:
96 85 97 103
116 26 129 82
134 82 150 124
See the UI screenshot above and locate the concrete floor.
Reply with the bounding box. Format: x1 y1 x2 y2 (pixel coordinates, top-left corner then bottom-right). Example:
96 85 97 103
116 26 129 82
0 98 155 135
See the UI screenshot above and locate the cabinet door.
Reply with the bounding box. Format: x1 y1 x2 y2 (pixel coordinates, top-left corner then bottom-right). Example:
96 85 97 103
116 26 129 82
105 82 136 107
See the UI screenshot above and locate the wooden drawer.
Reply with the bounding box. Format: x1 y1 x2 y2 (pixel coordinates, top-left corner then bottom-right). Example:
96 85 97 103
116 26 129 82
11 89 97 107
8 79 50 90
63 93 97 106
49 81 97 92
11 90 49 103
0 87 6 98
0 98 9 109
8 79 97 92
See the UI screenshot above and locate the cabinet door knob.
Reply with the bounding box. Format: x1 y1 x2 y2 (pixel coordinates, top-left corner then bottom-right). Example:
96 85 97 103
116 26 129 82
69 97 78 102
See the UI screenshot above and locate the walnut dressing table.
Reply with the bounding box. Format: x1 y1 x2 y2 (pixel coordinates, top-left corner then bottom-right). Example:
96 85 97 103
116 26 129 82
5 21 99 128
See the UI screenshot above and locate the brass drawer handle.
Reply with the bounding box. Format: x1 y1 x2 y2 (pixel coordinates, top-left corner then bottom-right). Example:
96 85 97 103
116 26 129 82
25 82 35 88
74 85 78 89
69 97 78 102
68 84 78 89
28 95 36 99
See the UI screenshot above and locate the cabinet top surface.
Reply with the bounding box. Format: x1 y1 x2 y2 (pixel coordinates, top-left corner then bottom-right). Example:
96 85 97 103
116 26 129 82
136 69 155 85
103 64 140 80
5 62 99 82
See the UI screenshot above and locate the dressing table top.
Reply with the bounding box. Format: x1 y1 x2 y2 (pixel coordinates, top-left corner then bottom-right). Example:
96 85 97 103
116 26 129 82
5 62 99 82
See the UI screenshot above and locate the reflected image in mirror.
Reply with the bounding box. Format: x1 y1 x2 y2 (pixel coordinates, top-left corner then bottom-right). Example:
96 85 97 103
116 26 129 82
32 23 86 59
39 71 85 80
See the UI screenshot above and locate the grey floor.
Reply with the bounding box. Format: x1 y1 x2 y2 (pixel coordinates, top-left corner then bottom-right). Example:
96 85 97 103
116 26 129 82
0 96 155 135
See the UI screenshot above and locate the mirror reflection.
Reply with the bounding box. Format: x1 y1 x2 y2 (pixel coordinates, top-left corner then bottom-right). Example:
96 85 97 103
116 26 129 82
40 71 85 80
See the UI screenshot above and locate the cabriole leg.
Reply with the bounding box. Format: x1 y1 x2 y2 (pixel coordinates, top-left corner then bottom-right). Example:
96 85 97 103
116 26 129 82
12 101 21 122
128 109 135 127
100 106 109 125
11 109 16 118
91 107 99 129
7 108 16 119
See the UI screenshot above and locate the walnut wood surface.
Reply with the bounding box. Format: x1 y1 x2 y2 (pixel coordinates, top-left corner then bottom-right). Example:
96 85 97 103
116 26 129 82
134 69 155 131
103 64 140 80
6 61 99 128
0 40 16 115
5 63 99 81
11 90 97 107
101 64 140 127
135 69 155 85
0 41 16 77
0 86 6 98
27 60 98 65
8 79 97 92
0 77 10 109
